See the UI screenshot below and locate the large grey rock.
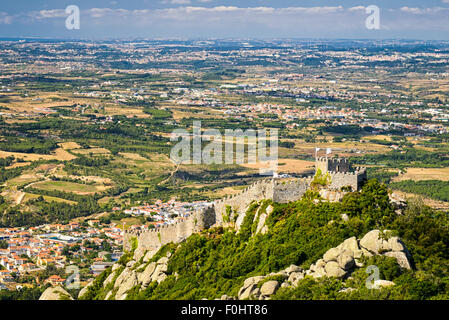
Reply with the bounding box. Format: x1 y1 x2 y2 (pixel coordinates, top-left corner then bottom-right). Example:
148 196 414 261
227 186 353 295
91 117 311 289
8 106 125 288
112 263 121 272
338 251 355 270
39 286 73 300
260 281 279 296
114 267 130 288
157 257 169 265
312 266 326 278
116 271 138 298
117 293 128 300
243 276 264 289
373 280 395 289
285 265 303 274
316 259 326 269
360 230 392 254
103 271 116 288
239 283 257 300
155 273 167 284
338 237 359 254
288 272 304 285
324 261 347 278
126 260 136 268
388 237 405 252
104 290 113 300
384 251 412 270
133 247 146 261
255 213 267 235
266 205 274 215
150 263 168 283
360 230 380 253
323 248 340 262
143 250 156 263
353 249 364 259
361 248 374 257
78 279 94 298
156 263 168 273
272 270 288 278
138 262 156 287
251 287 261 298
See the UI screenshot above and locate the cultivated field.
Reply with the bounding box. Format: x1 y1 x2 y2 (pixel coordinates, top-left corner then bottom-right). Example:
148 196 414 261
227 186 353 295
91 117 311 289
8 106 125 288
393 167 449 182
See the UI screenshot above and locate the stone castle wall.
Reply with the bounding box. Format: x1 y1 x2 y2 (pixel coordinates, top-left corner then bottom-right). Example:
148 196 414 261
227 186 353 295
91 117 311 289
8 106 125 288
124 158 367 252
272 178 313 203
328 167 367 191
213 179 275 226
123 206 215 252
316 157 351 173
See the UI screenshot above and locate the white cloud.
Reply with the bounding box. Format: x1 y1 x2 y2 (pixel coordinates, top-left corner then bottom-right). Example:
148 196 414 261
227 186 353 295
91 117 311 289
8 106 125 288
400 6 449 14
35 9 67 19
0 12 13 24
348 6 366 12
162 0 192 4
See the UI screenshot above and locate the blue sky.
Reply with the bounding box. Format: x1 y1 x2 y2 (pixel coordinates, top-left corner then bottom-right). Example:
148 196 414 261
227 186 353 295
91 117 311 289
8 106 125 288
1 1 449 39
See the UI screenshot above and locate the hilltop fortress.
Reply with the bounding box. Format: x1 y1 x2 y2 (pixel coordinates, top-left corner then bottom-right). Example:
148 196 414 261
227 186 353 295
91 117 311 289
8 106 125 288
123 157 367 252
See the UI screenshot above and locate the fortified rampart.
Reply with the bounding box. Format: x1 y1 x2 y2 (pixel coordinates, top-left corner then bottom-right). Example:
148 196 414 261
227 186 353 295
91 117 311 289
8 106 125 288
124 157 367 252
123 206 215 252
328 167 367 191
316 157 367 191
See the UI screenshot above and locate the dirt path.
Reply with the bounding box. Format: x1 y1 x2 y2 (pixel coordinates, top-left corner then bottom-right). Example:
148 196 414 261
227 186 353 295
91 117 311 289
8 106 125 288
14 191 26 205
158 164 179 186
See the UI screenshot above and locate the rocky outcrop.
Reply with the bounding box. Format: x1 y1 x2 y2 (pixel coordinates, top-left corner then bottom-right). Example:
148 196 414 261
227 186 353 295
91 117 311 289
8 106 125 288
237 267 301 300
359 230 412 269
116 271 138 300
373 280 395 289
236 230 413 300
260 281 279 296
78 279 94 298
103 270 116 288
100 253 171 300
39 286 74 300
93 230 411 300
138 262 156 287
306 230 412 280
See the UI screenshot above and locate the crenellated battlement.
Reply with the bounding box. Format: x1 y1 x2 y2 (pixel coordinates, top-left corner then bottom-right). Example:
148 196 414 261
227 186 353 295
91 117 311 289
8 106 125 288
317 157 367 191
316 157 352 173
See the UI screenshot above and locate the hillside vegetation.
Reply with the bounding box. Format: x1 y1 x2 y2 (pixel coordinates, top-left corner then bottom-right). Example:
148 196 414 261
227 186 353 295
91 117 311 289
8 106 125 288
82 180 449 300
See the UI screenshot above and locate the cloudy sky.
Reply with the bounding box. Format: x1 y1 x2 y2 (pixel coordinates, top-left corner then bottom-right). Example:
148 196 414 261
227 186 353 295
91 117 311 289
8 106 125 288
1 1 449 39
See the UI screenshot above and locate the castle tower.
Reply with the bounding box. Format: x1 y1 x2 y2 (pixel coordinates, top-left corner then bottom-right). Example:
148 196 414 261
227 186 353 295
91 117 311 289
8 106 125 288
315 156 367 191
315 157 352 174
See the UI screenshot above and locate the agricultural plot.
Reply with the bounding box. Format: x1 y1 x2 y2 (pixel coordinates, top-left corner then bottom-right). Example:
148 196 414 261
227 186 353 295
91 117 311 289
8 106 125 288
31 180 106 195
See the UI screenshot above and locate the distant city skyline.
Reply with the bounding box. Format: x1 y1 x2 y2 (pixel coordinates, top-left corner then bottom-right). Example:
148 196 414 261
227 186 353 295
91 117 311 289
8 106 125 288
1 1 449 40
